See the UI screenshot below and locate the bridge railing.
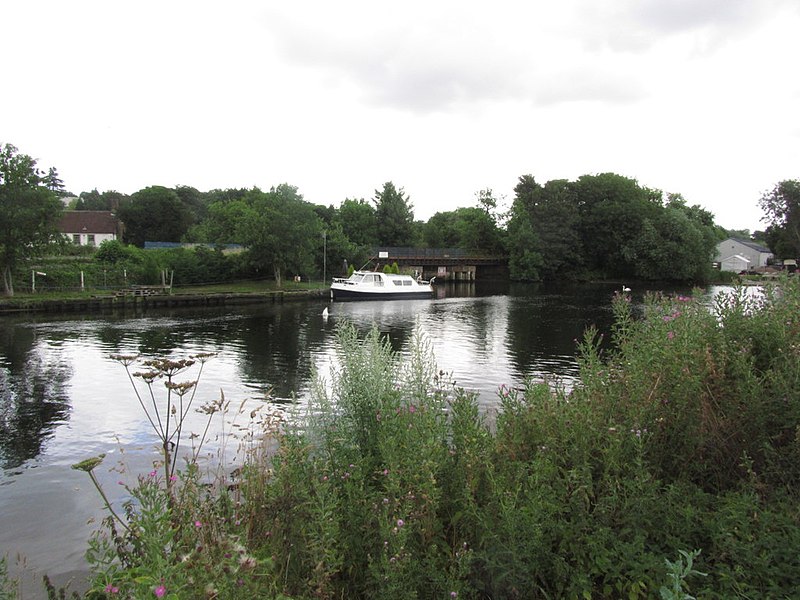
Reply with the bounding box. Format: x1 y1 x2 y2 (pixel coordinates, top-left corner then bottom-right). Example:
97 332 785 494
376 247 499 260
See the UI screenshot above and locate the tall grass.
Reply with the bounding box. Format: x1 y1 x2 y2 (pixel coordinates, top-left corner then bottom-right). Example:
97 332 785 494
78 278 800 598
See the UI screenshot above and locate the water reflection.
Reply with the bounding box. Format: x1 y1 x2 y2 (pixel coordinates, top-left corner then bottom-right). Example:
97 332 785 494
0 320 72 470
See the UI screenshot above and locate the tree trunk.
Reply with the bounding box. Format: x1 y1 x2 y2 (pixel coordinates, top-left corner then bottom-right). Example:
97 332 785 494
2 265 14 297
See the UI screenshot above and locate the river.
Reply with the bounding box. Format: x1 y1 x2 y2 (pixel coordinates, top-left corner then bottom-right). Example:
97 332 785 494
0 281 726 596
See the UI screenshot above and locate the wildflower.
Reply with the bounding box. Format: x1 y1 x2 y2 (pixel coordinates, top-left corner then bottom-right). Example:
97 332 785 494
149 469 158 478
169 475 177 482
195 520 203 528
104 583 119 594
451 593 459 598
397 519 405 528
71 454 105 473
408 404 417 414
667 331 675 340
154 584 166 598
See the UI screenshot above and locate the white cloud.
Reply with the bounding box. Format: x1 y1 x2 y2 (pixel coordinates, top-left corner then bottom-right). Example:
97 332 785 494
1 0 799 231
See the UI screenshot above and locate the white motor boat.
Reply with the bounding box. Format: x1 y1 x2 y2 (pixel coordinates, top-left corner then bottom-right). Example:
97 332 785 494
330 271 435 300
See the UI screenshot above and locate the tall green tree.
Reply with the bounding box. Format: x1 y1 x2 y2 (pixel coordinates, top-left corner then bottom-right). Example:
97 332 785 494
336 198 378 248
118 186 193 246
759 180 800 258
423 207 505 253
235 184 323 286
424 211 461 248
43 166 65 194
633 196 717 281
574 173 662 278
75 189 128 211
507 175 583 281
510 175 584 280
373 182 414 247
0 144 64 296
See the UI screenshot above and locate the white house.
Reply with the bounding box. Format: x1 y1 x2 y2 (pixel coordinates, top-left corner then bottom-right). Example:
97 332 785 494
57 211 122 246
715 237 773 272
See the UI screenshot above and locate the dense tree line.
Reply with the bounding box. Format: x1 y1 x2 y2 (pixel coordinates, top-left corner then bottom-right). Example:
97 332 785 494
507 173 720 282
8 141 795 295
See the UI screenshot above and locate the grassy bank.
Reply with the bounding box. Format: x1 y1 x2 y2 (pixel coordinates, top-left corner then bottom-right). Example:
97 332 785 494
0 280 328 313
48 278 800 598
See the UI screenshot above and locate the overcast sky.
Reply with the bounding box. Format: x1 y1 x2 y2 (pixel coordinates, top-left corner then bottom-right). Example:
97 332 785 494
3 1 799 231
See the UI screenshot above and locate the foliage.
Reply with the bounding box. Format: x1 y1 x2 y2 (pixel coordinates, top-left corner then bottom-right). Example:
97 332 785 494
75 189 129 211
234 185 324 286
373 182 415 247
508 175 583 280
505 173 719 282
425 207 505 255
633 197 717 282
77 353 287 600
95 240 135 264
659 550 706 600
759 179 800 258
118 186 194 247
0 556 16 600
0 143 64 296
506 209 542 281
336 198 378 248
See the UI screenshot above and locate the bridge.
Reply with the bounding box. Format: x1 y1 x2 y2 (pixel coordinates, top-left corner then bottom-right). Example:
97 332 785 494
371 247 508 282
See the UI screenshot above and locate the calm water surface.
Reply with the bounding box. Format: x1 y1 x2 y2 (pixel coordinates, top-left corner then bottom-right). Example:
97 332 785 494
0 282 730 595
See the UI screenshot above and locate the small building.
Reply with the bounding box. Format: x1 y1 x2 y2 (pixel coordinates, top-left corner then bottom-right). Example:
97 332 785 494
715 237 773 272
57 211 122 247
720 254 750 273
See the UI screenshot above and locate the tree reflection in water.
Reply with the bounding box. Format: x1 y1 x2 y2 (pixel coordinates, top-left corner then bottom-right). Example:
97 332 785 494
0 322 71 470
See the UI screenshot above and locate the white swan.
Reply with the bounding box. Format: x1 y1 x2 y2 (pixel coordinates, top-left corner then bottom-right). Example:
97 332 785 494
621 285 631 293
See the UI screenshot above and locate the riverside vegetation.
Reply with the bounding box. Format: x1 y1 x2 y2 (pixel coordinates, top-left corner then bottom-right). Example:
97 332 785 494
21 278 797 598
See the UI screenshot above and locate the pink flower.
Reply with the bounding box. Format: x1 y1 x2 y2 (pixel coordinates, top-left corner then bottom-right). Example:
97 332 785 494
667 331 675 340
408 405 417 414
105 583 119 594
149 470 158 478
397 519 405 527
194 520 202 528
154 585 166 598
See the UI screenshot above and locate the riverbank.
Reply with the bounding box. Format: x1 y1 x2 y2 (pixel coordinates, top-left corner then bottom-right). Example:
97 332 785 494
0 286 330 314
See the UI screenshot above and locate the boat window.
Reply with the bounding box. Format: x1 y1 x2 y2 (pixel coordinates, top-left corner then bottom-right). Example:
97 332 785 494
393 280 404 286
403 280 412 286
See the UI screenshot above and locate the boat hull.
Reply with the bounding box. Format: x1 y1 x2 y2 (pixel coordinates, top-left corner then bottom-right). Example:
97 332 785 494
330 287 433 301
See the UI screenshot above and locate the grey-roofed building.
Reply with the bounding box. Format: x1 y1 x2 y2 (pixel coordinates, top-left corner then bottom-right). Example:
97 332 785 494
715 237 773 272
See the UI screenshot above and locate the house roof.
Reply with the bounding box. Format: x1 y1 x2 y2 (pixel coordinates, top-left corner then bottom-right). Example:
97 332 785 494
725 237 771 254
58 211 119 234
721 254 751 264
